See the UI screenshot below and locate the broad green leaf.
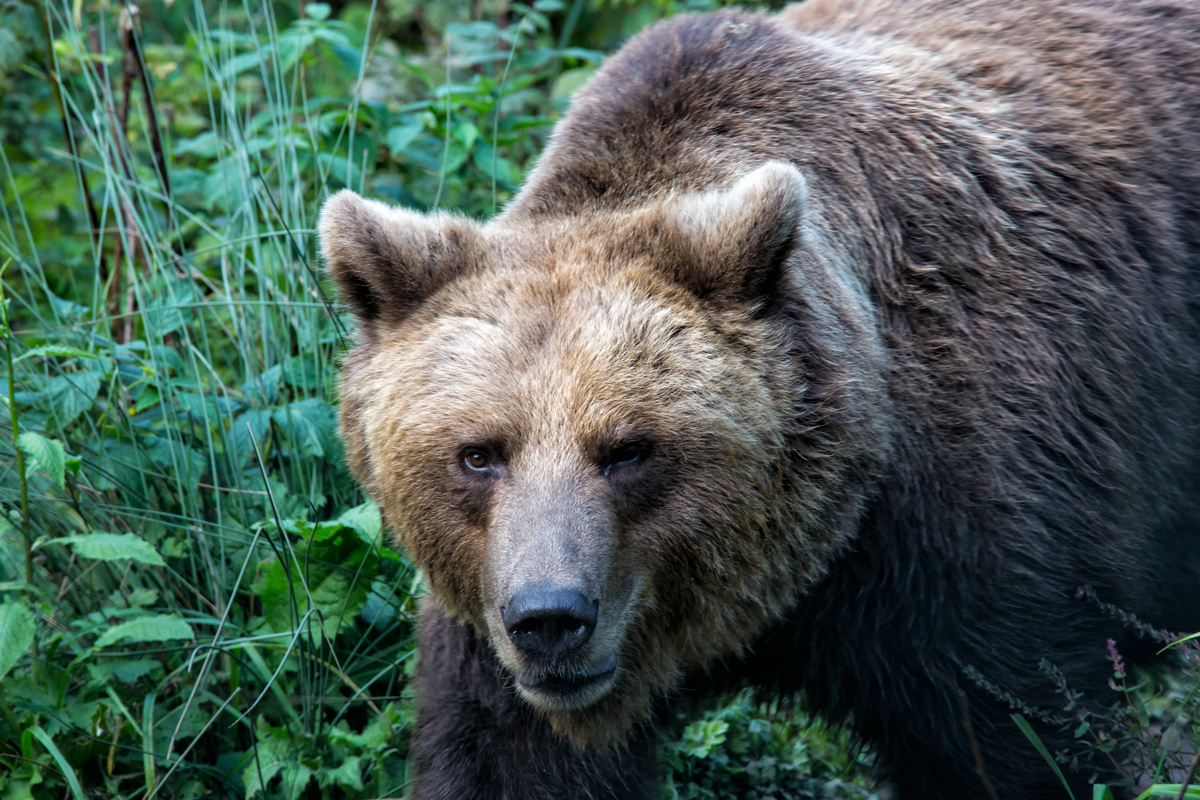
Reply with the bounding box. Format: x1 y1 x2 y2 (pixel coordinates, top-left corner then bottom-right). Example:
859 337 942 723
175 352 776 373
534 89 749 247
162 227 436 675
273 399 338 460
281 762 316 800
242 364 282 405
49 533 166 566
18 431 66 488
219 50 264 83
86 657 163 685
232 408 274 466
0 29 23 73
147 438 208 482
2 774 44 800
318 755 364 791
252 518 377 641
174 391 224 421
132 384 161 414
95 614 195 648
13 345 98 364
335 500 382 544
316 152 362 189
386 121 425 155
281 356 324 389
551 66 595 100
244 720 302 797
0 601 35 681
127 588 158 607
43 372 101 427
142 303 187 336
273 404 324 458
88 439 154 492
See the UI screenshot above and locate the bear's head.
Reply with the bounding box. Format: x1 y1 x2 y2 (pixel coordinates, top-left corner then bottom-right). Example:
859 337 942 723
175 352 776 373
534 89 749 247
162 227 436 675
319 162 888 744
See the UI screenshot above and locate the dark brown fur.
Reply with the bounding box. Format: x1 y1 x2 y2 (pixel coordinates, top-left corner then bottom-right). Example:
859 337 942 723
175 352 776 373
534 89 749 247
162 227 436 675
321 1 1200 796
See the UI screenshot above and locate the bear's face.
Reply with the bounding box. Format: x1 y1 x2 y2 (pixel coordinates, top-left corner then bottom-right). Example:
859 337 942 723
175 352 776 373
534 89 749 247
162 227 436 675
321 163 886 741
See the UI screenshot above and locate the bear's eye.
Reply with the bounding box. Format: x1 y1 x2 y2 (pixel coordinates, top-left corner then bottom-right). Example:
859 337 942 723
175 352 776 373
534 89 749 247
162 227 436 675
603 441 650 476
462 447 498 475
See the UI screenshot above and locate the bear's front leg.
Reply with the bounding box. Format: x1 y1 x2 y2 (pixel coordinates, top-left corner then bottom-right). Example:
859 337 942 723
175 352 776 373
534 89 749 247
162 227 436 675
408 599 660 800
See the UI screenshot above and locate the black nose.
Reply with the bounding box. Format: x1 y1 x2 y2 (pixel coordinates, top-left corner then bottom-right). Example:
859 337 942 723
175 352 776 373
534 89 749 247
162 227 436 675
502 587 598 662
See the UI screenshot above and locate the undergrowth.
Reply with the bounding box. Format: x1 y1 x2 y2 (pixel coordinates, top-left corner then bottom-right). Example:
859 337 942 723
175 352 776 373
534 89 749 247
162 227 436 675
0 0 1193 798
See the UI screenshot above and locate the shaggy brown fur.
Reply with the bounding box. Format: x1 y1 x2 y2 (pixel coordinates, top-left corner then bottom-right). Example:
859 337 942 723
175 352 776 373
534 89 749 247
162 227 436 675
320 0 1200 797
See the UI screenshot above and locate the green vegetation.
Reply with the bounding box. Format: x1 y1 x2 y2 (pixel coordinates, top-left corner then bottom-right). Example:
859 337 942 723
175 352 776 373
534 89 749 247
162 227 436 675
0 0 1193 797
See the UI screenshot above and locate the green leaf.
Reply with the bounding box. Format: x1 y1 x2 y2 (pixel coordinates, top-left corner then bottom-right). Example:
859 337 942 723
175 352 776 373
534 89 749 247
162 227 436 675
335 501 382 544
43 372 101 427
1094 785 1115 800
273 399 338 460
252 518 377 641
552 66 596 100
95 614 195 648
49 533 166 566
231 408 274 466
281 762 316 800
18 431 66 488
0 601 36 681
280 356 324 389
319 755 365 791
305 2 331 21
147 437 208 482
244 720 302 797
13 345 98 364
0 29 24 73
173 390 223 421
386 121 425 155
678 718 729 759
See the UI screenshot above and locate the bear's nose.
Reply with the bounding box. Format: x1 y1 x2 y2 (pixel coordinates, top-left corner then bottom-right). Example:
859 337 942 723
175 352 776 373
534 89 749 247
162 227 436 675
501 587 598 662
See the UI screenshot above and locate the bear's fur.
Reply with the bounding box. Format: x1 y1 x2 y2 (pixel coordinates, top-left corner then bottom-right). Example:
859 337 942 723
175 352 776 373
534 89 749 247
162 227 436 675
319 0 1200 796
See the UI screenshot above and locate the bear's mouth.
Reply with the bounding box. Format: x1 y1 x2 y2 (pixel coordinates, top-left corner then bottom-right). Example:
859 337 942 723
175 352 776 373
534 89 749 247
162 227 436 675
517 651 618 704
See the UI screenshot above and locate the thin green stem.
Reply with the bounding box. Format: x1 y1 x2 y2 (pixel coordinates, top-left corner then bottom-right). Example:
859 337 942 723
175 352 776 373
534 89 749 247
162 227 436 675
1 261 37 675
0 265 29 589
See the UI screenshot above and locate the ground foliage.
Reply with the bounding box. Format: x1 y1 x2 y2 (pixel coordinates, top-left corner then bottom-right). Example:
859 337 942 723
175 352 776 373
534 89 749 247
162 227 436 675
0 0 1193 797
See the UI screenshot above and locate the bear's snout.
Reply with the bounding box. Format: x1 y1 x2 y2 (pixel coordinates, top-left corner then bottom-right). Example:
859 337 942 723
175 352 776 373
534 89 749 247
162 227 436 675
501 586 598 662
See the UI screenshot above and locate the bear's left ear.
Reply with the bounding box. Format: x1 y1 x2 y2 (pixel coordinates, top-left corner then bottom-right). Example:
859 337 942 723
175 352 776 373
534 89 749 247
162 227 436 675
665 161 808 306
318 190 482 331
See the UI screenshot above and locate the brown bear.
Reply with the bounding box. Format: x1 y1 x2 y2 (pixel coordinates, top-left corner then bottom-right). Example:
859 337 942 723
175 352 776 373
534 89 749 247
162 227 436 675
318 0 1200 796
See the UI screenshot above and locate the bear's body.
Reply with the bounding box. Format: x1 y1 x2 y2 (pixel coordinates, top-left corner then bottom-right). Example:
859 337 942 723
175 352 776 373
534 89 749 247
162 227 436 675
319 0 1200 796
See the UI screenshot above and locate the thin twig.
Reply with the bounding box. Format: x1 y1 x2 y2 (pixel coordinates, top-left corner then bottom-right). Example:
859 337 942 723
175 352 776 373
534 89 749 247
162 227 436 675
197 482 269 496
1175 747 1200 800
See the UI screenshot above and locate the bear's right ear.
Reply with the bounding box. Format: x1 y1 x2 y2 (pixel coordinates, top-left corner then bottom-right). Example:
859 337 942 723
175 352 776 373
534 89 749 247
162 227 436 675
662 162 808 307
318 190 482 330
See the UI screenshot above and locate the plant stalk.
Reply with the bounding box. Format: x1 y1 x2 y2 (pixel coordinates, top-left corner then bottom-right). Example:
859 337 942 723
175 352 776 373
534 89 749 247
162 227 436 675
0 265 37 678
0 271 30 594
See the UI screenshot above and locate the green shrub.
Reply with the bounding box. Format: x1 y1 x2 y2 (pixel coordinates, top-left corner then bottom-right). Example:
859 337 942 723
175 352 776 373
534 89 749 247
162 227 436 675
661 690 881 800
